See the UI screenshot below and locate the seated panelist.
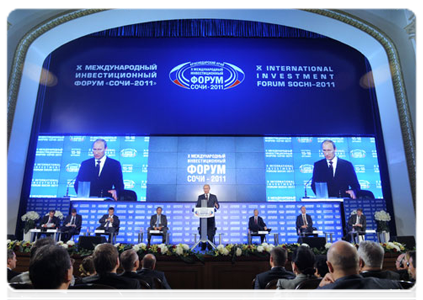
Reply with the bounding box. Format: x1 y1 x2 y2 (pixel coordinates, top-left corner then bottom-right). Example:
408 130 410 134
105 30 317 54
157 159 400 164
147 207 168 245
248 209 269 243
60 208 82 242
296 206 313 236
96 207 120 242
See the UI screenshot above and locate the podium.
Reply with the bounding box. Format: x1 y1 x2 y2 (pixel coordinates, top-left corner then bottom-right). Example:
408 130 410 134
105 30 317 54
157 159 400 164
191 207 216 251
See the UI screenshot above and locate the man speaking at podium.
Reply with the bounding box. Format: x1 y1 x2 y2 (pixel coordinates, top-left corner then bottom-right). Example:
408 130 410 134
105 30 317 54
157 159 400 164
311 140 360 199
196 184 219 250
75 138 124 200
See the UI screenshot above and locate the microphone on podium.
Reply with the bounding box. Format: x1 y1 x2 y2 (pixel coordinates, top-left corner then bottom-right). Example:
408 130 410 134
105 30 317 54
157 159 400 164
303 177 313 199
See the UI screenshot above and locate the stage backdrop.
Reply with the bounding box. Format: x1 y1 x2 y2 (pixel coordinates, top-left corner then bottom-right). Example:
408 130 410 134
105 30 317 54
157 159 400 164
29 135 383 201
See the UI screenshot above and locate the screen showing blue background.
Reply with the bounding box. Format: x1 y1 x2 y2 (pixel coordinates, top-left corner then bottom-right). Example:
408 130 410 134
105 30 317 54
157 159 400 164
30 135 382 201
38 37 376 136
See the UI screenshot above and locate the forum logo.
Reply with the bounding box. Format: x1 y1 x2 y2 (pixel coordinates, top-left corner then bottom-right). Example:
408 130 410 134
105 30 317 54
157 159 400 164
169 61 245 90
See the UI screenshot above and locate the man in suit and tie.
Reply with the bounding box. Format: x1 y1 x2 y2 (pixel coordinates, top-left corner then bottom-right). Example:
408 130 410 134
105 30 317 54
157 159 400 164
311 140 360 199
137 254 171 289
318 241 402 289
75 139 124 201
196 184 219 250
254 247 295 289
38 210 61 239
296 206 313 236
248 209 269 244
29 245 95 300
347 208 367 242
147 207 168 245
91 243 140 289
358 241 400 280
7 249 20 282
97 207 120 242
60 208 83 242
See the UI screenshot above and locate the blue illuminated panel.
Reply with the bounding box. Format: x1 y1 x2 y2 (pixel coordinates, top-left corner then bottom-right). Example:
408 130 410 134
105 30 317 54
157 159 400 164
71 201 344 244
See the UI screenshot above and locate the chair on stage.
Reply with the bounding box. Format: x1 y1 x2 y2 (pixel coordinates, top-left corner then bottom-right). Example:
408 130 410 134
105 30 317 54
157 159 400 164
5 283 35 297
264 279 279 300
68 283 125 300
248 230 269 245
94 228 119 244
353 290 420 300
295 278 322 289
147 228 169 245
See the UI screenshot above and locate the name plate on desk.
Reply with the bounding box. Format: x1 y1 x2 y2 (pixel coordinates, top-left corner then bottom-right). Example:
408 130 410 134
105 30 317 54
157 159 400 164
366 230 376 234
193 207 215 218
257 231 269 235
46 229 57 233
70 197 114 201
94 230 106 234
149 230 161 234
313 230 324 235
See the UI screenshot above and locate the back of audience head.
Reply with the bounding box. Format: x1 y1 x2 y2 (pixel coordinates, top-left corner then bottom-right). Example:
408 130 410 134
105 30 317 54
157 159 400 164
407 251 416 280
291 246 316 276
120 249 139 272
315 255 329 278
30 237 56 259
80 256 96 277
327 241 359 279
29 245 73 289
269 247 288 268
7 249 17 270
93 243 119 275
141 254 156 270
358 241 384 271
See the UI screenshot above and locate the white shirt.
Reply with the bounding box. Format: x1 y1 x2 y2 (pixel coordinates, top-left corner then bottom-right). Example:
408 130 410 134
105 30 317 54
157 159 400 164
355 214 361 225
107 215 113 228
95 155 107 176
327 156 338 177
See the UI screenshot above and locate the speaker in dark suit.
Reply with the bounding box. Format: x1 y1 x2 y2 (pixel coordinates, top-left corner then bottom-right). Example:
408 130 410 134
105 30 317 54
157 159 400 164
60 208 83 242
74 139 124 200
311 140 360 198
147 207 168 244
38 210 61 238
195 184 219 250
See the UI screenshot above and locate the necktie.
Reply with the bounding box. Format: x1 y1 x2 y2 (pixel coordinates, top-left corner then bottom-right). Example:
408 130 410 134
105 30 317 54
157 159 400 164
328 160 334 177
156 215 160 227
303 214 307 225
71 216 75 225
96 160 101 176
48 218 52 224
255 217 258 224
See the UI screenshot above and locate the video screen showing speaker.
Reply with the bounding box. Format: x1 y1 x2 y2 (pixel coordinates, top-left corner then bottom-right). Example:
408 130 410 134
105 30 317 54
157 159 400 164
29 135 149 200
29 135 382 201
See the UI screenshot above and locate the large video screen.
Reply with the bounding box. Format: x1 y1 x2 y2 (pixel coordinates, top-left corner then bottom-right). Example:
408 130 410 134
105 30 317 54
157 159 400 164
29 135 383 200
30 135 149 199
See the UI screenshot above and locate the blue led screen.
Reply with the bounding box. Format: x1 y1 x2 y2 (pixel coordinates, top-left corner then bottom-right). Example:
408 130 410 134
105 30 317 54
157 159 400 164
38 37 376 136
29 135 382 201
